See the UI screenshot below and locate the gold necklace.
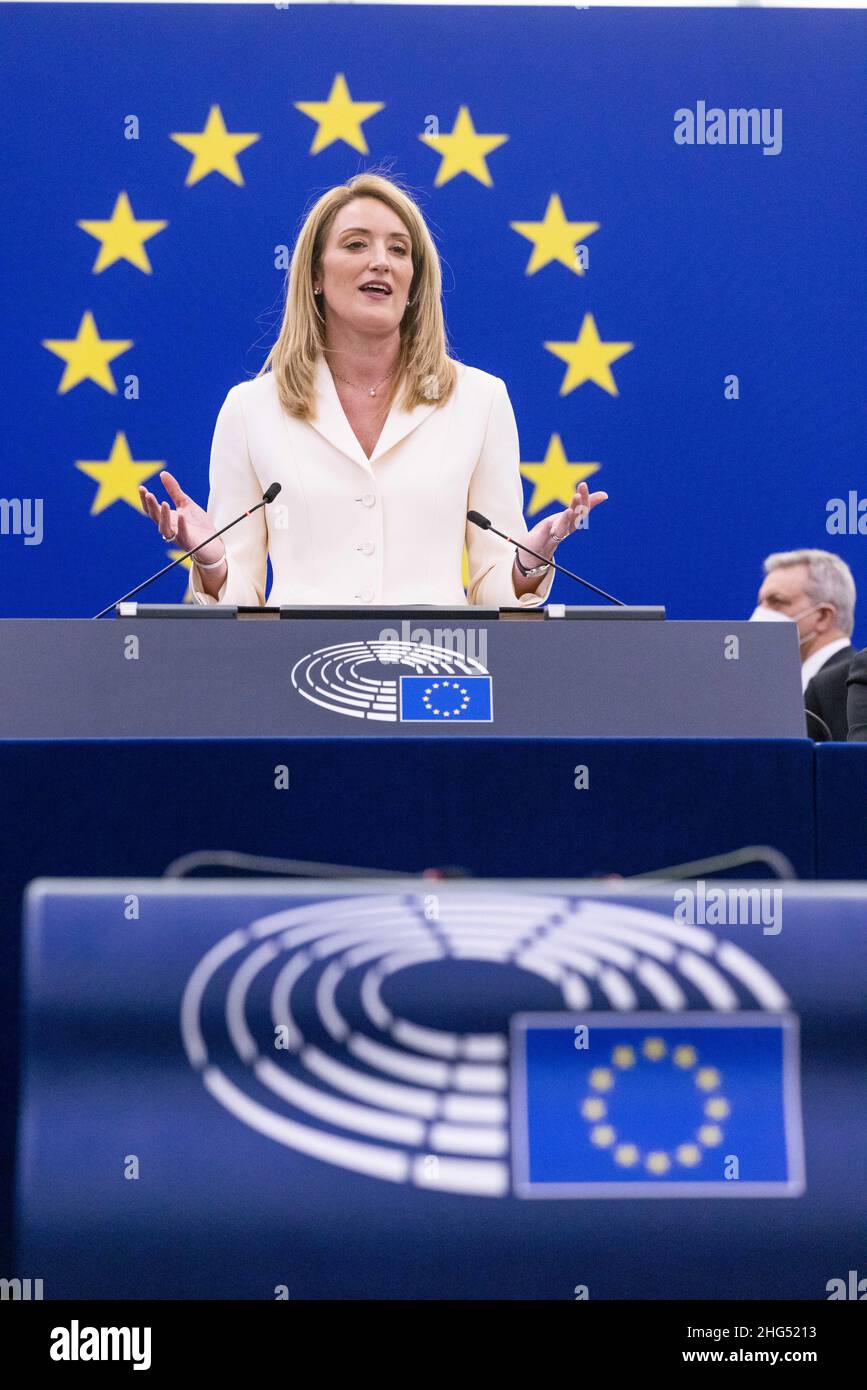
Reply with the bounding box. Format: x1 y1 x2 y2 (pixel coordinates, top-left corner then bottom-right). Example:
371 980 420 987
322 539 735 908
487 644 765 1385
330 366 396 398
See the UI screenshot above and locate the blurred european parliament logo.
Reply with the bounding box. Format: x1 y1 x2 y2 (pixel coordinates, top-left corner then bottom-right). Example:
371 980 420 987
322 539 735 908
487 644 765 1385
400 674 493 722
512 1013 804 1197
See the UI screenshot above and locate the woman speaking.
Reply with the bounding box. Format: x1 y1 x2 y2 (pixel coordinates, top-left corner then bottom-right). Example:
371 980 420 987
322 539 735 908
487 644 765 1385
139 172 607 607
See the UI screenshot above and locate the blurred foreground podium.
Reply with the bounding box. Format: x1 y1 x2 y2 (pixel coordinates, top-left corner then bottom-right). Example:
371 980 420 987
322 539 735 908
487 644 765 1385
15 877 867 1299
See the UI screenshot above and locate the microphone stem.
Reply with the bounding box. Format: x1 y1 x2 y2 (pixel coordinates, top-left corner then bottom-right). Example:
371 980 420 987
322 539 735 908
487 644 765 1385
499 526 626 606
93 501 267 619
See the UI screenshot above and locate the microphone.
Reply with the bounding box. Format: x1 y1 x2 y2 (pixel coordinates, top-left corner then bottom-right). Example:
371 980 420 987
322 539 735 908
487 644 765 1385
93 483 282 619
804 708 833 741
466 509 626 607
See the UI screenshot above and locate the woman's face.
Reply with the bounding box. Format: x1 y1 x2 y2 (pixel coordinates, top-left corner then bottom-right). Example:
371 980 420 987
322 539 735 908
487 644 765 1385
316 197 415 334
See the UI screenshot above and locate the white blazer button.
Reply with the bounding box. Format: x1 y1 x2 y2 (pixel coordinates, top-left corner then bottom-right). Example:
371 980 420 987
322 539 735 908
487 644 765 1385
359 588 375 603
358 540 375 555
361 492 376 507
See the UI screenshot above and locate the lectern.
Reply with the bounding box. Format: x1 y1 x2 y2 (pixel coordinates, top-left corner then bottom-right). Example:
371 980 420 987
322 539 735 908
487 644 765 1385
0 609 805 738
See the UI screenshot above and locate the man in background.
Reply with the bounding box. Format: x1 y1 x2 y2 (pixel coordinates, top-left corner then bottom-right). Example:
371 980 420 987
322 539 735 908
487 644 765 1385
753 549 856 741
846 649 867 740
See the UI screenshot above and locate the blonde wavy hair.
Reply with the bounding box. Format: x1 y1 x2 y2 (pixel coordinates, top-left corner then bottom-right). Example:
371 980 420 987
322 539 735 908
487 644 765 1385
258 171 459 419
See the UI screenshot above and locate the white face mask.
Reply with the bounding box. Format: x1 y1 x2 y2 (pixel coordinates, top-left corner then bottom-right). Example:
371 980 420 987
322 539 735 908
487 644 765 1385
749 603 823 645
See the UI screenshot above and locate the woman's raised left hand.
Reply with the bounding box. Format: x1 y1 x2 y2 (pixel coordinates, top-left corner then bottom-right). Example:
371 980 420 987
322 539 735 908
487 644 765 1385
517 481 608 571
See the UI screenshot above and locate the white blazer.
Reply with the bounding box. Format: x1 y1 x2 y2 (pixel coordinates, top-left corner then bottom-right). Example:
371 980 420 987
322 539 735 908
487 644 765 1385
190 354 555 609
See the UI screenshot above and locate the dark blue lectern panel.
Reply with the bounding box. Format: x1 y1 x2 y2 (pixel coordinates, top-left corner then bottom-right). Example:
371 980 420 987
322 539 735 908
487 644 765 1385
16 881 867 1299
0 736 816 888
814 744 867 879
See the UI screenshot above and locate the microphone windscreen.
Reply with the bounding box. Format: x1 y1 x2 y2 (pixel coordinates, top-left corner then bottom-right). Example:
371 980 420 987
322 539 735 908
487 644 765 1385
263 483 282 503
466 510 491 529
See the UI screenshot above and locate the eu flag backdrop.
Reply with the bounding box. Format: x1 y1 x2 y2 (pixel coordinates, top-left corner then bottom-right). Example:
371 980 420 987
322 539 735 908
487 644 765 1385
1 4 865 626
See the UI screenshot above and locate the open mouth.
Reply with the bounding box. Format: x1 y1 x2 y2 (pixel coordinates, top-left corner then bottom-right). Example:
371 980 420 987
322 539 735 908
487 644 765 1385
359 284 392 298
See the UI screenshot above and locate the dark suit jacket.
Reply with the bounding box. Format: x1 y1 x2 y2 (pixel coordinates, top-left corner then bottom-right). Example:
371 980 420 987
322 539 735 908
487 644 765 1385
847 647 867 742
804 645 854 741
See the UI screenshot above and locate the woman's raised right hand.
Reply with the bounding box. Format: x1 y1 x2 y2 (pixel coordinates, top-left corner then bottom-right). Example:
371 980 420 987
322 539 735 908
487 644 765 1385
139 470 226 567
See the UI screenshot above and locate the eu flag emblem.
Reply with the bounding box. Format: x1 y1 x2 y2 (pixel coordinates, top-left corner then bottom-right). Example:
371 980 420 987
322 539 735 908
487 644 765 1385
511 1013 804 1197
399 675 493 722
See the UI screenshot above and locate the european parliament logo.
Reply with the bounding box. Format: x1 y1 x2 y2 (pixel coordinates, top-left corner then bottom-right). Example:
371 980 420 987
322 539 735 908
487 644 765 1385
399 675 493 723
511 1013 804 1197
174 894 800 1201
290 639 492 722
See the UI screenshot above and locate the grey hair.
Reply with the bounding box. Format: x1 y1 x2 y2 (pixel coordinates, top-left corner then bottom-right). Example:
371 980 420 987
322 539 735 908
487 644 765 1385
763 549 856 636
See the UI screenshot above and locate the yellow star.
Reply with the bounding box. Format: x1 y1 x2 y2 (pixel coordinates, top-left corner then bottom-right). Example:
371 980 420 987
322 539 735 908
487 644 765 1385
77 191 168 273
419 106 508 187
521 435 601 515
510 194 599 275
294 73 384 155
42 311 133 394
171 105 260 186
545 314 634 396
76 432 164 514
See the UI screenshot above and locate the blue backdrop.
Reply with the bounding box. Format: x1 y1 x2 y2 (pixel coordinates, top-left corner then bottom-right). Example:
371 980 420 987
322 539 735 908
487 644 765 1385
1 3 865 627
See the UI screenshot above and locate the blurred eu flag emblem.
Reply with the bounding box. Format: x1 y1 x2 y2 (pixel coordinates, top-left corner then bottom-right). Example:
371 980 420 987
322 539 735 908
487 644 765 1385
400 675 493 722
511 1013 804 1197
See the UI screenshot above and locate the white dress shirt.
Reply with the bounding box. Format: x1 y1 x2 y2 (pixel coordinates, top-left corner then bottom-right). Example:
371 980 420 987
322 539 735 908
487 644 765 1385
800 636 851 692
190 355 555 609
